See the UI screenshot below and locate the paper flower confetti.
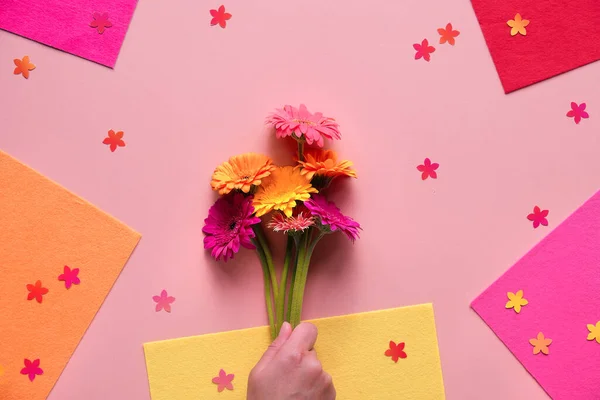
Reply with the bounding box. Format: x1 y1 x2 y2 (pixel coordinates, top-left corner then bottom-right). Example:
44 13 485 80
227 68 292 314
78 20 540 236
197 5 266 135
413 39 435 62
417 158 439 180
385 341 407 362
507 13 529 36
90 12 112 34
527 206 549 229
566 102 589 124
210 5 232 28
438 23 460 45
153 290 175 313
20 359 43 382
26 280 48 303
505 290 528 313
102 130 126 152
529 332 552 355
587 322 600 344
212 369 235 392
58 266 80 289
13 56 36 79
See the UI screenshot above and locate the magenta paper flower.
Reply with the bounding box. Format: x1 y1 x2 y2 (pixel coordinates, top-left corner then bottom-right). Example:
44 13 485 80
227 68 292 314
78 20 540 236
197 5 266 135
417 158 439 180
266 104 341 147
90 12 112 34
268 212 314 234
305 195 361 241
203 193 261 261
210 5 232 28
413 39 435 62
212 369 235 392
20 359 43 382
153 290 175 312
527 206 549 228
566 102 589 124
58 266 80 289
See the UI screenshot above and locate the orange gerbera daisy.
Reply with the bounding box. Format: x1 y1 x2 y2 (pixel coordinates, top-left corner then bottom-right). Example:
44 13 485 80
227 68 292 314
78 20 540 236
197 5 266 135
211 153 275 195
253 166 317 217
298 148 357 181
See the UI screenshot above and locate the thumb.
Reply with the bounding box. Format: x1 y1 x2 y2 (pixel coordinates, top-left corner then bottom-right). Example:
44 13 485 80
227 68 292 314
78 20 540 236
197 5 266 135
255 322 292 369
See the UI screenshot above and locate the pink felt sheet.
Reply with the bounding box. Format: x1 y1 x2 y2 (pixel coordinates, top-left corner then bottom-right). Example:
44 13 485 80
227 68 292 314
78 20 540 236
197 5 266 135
472 191 600 399
0 0 137 67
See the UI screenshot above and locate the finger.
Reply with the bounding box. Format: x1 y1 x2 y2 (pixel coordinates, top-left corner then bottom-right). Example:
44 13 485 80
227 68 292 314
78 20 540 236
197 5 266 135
321 373 336 399
284 322 318 353
254 322 292 369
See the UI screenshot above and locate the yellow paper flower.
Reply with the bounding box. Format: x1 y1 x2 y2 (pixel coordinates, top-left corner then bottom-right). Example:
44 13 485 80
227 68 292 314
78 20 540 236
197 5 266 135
298 148 357 181
253 166 317 217
529 332 552 355
587 321 600 344
507 13 529 36
505 290 528 313
211 153 276 195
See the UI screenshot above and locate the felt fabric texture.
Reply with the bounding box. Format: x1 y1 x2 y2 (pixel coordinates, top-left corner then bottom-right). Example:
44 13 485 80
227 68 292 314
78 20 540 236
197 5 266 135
0 0 138 67
471 190 600 399
144 304 446 400
0 150 141 400
470 0 600 93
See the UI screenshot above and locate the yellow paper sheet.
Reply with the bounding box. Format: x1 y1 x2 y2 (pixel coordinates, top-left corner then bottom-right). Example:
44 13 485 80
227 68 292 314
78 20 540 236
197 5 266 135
144 304 445 399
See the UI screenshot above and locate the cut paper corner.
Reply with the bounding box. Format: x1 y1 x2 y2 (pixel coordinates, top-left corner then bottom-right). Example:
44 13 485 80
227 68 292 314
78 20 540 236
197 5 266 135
144 304 446 400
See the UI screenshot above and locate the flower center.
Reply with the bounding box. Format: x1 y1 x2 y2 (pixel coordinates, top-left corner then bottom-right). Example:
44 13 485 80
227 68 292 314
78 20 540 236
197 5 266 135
293 118 315 126
229 220 237 230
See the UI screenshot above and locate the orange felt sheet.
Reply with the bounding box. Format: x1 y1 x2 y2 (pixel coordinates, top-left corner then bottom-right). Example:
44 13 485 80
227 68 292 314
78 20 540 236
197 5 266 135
0 150 140 400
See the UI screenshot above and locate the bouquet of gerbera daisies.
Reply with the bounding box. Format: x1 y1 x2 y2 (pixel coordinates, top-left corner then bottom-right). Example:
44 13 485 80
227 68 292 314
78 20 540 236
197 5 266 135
203 104 360 339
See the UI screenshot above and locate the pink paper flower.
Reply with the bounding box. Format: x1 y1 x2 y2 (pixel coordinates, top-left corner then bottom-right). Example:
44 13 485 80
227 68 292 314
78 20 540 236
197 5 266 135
203 193 261 261
527 206 549 229
413 39 435 62
268 212 314 234
153 290 176 313
266 104 341 147
566 102 589 124
58 266 80 289
210 5 232 28
417 158 439 180
212 369 234 392
304 195 361 241
90 12 112 34
20 359 43 382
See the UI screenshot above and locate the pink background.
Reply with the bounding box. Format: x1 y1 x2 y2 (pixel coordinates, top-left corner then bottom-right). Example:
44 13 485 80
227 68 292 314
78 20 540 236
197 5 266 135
1 0 599 399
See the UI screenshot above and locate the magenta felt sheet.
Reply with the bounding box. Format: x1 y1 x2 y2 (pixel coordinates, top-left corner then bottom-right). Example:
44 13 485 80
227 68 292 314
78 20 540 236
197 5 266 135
0 0 137 67
472 191 600 399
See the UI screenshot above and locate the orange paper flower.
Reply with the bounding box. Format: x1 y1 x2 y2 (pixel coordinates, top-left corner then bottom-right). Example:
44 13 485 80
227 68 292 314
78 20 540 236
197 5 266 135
298 148 357 181
507 13 529 36
529 332 552 355
211 153 276 195
253 166 317 217
438 23 460 45
13 56 36 79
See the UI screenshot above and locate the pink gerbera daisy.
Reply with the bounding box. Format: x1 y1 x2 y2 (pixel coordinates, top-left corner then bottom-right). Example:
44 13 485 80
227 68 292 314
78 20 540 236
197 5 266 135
202 193 261 261
266 104 341 147
268 212 314 234
304 195 361 241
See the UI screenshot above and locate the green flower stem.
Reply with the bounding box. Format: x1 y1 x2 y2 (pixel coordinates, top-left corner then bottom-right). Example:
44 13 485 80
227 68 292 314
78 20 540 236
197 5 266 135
253 224 278 300
253 238 276 341
287 235 301 321
297 140 305 162
276 236 294 335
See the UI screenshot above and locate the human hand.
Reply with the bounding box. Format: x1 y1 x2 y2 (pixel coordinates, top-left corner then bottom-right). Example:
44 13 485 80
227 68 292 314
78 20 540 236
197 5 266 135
247 322 336 400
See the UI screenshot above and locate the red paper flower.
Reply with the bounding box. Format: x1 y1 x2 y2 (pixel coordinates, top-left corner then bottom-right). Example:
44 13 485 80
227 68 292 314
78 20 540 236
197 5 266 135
438 23 460 45
527 206 549 229
212 369 235 392
21 359 43 381
90 12 112 34
210 5 232 28
417 158 439 180
413 39 435 62
153 290 176 313
566 102 589 124
58 266 80 289
26 280 48 303
102 129 126 152
385 341 407 362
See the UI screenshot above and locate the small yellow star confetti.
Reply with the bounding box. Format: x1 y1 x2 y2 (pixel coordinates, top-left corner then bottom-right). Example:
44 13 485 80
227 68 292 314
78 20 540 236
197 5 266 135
505 290 528 313
587 321 600 344
507 13 529 36
529 332 552 355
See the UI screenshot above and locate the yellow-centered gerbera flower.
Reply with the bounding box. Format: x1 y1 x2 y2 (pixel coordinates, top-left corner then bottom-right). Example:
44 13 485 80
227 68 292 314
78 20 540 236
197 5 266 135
298 148 357 181
253 166 317 217
211 153 275 195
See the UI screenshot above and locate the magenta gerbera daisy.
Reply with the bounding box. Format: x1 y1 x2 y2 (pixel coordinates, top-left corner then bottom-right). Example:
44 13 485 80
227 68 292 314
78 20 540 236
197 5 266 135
304 195 361 241
202 193 261 261
268 212 314 234
266 104 341 147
